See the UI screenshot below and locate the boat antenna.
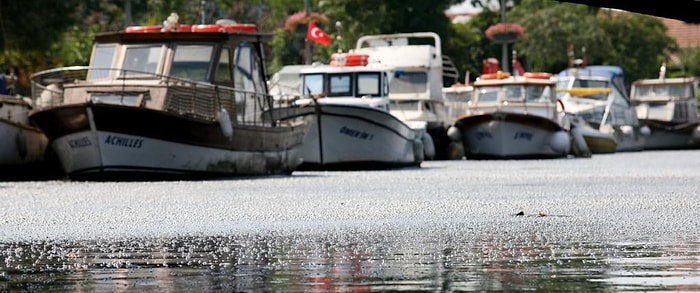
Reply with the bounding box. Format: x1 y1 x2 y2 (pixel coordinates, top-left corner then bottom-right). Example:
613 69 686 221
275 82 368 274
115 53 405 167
200 0 206 24
335 21 343 53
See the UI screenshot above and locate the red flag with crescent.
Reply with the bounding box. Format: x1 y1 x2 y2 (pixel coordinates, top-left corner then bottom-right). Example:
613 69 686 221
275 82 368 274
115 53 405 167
307 21 331 46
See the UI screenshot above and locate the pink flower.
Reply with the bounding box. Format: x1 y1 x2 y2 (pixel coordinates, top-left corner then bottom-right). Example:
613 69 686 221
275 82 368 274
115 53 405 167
284 11 330 31
484 23 525 40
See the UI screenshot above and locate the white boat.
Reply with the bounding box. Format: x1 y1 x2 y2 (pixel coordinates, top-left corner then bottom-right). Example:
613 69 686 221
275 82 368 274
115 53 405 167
0 94 57 179
353 32 462 159
631 76 700 149
556 66 648 153
264 53 424 170
28 20 307 181
452 72 571 159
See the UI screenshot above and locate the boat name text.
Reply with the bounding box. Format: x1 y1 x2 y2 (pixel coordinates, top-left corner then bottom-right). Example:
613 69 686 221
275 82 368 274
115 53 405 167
105 135 144 148
68 137 92 148
513 131 533 141
339 126 374 140
476 131 493 140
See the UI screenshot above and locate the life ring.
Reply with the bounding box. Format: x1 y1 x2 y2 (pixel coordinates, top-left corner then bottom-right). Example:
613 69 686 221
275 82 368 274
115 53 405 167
523 72 553 79
480 71 511 80
125 24 190 33
125 25 163 33
330 53 369 67
190 24 257 33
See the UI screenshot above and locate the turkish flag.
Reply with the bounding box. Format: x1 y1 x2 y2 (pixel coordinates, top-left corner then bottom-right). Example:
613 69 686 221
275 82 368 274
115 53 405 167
307 21 331 46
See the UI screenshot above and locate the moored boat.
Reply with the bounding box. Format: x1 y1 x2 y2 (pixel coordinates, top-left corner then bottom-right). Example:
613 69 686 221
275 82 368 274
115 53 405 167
452 72 571 159
264 53 424 170
630 73 700 149
0 94 58 179
556 65 648 153
28 17 307 181
353 32 462 160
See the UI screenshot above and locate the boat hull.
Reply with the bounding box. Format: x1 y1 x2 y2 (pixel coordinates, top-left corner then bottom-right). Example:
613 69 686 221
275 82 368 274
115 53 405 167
30 103 306 181
641 121 700 150
455 112 570 159
0 96 60 179
267 104 422 170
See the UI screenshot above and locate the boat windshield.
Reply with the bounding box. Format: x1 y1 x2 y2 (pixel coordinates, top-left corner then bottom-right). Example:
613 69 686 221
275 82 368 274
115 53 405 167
476 86 500 103
357 72 382 97
88 44 116 80
635 84 691 99
170 45 214 82
122 45 163 77
390 71 427 94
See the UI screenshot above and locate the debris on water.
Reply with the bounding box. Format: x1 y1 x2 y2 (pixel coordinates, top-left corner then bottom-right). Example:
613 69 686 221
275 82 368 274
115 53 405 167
515 211 525 216
538 212 546 217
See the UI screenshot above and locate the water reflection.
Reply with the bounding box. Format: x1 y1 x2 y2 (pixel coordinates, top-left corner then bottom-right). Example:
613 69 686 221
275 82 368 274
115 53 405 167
2 231 697 291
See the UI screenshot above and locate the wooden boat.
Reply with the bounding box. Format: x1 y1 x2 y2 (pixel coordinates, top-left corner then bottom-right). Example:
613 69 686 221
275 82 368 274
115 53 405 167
264 53 424 170
28 19 307 181
452 72 572 159
631 76 700 149
556 65 648 153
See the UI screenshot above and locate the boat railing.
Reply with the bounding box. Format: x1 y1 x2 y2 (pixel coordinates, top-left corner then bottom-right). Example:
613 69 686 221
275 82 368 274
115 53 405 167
30 66 282 126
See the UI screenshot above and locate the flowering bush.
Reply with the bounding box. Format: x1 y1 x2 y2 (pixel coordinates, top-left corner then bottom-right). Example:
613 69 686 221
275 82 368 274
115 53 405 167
284 11 330 31
484 23 525 41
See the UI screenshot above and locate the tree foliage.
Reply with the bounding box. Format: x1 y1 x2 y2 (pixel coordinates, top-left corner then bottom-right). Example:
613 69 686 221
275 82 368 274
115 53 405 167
0 0 695 90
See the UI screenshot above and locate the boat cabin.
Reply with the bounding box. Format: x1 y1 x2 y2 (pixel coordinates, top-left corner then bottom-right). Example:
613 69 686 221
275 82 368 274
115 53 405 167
631 77 699 124
297 53 391 110
32 24 274 125
468 73 560 120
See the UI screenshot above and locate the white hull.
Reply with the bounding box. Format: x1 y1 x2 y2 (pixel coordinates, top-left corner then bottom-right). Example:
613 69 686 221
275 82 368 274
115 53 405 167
458 113 570 159
642 124 700 150
271 105 422 169
52 129 303 179
32 104 306 181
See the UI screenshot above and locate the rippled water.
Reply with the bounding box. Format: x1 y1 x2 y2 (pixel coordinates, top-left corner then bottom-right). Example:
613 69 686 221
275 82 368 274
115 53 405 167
1 151 699 291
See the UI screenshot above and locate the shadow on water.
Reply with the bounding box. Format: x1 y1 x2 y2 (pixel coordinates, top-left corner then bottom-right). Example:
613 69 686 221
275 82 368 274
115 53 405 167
1 232 697 292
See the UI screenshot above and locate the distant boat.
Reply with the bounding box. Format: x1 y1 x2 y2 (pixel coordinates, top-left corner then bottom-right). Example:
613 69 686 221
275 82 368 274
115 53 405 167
556 65 648 153
452 72 571 159
631 75 700 149
28 19 307 181
264 53 424 170
353 32 462 160
0 94 58 179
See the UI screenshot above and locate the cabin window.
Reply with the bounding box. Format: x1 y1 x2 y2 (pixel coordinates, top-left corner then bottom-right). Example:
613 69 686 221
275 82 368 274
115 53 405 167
122 45 163 76
390 72 427 94
328 73 352 97
171 45 214 81
526 85 550 102
302 74 324 96
357 72 381 97
477 86 499 103
88 44 116 80
215 48 232 81
503 85 523 101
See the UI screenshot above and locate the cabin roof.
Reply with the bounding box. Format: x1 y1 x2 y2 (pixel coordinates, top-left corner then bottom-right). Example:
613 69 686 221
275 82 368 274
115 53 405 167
94 31 273 44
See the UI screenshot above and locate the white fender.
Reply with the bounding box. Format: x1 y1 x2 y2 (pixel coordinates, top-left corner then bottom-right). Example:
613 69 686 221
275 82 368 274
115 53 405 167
639 125 651 136
218 108 233 139
447 125 461 141
549 130 571 154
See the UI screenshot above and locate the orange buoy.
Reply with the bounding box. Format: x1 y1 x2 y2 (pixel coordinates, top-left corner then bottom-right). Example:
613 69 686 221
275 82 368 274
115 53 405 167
523 72 553 79
190 24 257 33
125 25 163 33
330 53 369 67
125 24 191 33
